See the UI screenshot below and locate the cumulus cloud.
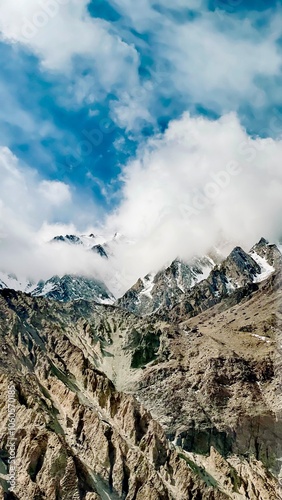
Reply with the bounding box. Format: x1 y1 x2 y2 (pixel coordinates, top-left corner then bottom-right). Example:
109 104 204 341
103 112 282 289
0 147 72 229
38 180 71 206
0 148 71 271
1 112 282 295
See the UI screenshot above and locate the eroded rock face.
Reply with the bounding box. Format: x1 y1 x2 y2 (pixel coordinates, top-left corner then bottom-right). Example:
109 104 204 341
0 242 281 499
0 293 234 500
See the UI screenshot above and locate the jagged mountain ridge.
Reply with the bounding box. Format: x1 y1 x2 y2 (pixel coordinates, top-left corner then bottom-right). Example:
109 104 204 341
0 232 125 300
51 231 126 259
117 238 282 317
116 256 215 316
52 233 109 259
0 237 280 312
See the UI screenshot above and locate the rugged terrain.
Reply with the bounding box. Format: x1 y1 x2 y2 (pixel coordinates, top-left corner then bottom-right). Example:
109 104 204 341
0 238 281 499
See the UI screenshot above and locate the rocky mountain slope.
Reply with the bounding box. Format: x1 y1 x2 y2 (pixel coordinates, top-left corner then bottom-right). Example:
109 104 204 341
0 274 114 305
0 291 240 500
0 237 281 499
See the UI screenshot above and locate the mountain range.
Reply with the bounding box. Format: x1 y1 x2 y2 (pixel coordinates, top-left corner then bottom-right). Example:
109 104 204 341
0 235 280 312
0 236 281 499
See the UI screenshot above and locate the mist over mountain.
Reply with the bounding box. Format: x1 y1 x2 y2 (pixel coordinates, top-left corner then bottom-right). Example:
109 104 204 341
1 113 282 294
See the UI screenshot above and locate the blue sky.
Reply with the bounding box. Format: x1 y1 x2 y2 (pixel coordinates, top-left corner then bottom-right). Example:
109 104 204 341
1 0 282 225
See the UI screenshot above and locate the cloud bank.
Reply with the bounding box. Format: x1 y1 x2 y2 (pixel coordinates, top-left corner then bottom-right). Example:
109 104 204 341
1 113 282 295
105 112 282 285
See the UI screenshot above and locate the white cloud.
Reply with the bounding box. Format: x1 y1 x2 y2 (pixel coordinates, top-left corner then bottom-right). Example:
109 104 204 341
103 112 282 288
161 13 281 113
0 147 71 257
39 180 71 206
0 0 140 96
110 2 282 130
0 146 111 284
111 83 154 131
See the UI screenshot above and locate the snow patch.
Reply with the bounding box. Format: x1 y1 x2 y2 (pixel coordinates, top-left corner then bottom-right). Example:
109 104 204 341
140 273 156 299
175 261 185 292
251 333 271 343
80 234 107 248
196 257 215 283
225 278 236 293
36 281 56 296
251 252 275 283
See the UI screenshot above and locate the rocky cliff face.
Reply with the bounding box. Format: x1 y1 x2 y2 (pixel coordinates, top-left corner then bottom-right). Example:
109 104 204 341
0 239 281 499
